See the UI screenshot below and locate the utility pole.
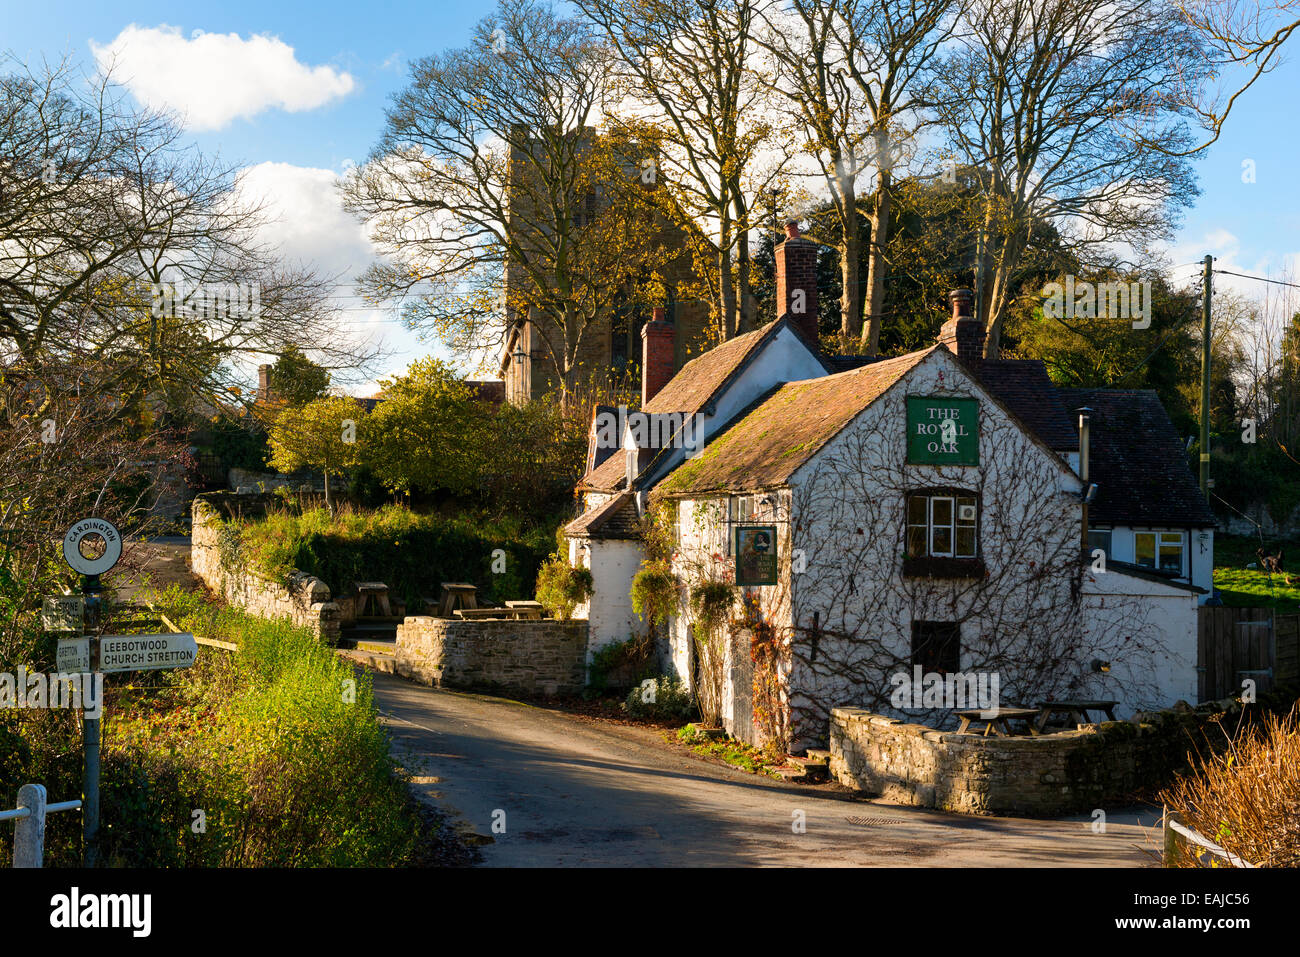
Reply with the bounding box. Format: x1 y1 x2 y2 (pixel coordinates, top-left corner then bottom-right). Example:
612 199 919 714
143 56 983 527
1200 254 1213 500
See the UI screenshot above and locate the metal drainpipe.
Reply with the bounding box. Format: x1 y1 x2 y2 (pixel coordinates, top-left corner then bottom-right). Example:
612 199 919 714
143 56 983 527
1079 410 1091 559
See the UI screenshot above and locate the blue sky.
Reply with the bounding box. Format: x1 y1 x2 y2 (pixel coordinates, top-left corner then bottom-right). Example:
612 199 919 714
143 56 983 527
4 1 1300 391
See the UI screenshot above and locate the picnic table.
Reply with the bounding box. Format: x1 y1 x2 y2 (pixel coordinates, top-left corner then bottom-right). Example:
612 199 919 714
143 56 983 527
1034 699 1118 732
505 600 544 620
354 581 392 618
955 707 1042 737
453 606 545 621
453 607 511 620
438 582 479 617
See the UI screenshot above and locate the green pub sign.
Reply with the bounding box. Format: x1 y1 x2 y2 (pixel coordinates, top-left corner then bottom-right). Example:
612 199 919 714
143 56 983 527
907 396 979 465
734 525 778 586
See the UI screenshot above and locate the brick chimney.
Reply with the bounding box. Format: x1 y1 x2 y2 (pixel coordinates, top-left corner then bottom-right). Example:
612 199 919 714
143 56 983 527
257 364 272 401
641 306 675 406
937 289 985 364
775 220 819 349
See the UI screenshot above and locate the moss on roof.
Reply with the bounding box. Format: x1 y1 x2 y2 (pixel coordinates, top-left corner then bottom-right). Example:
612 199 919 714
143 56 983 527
657 348 934 496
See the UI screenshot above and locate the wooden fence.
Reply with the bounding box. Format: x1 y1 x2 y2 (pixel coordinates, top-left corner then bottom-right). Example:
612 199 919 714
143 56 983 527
1197 607 1300 701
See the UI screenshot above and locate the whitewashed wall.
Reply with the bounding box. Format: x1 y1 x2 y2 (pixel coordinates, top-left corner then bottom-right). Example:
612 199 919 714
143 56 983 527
776 348 1089 746
1079 568 1199 713
570 536 647 663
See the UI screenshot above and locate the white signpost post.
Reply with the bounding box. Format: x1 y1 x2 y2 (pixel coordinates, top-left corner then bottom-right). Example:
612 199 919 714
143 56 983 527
53 517 201 866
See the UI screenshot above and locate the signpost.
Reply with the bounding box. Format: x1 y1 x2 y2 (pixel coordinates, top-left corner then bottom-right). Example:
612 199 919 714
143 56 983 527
42 595 85 632
52 517 199 866
56 638 91 673
98 633 198 673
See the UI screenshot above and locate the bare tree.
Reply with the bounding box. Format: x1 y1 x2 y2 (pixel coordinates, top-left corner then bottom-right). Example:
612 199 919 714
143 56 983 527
1162 1 1300 153
579 0 788 340
341 0 671 399
0 55 374 421
930 0 1207 356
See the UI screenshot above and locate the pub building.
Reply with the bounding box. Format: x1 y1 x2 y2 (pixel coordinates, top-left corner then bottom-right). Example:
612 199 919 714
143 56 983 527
565 224 1214 749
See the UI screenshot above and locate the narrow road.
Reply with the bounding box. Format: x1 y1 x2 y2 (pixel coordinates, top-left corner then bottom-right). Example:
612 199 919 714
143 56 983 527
370 671 1160 867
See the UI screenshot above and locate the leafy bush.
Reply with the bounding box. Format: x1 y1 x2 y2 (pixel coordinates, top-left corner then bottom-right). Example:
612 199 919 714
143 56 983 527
223 504 557 610
623 675 695 721
587 635 655 694
630 561 678 630
103 586 421 866
535 556 594 620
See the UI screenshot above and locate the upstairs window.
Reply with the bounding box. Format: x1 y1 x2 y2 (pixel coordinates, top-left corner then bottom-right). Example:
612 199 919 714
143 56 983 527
1136 531 1184 575
907 492 978 559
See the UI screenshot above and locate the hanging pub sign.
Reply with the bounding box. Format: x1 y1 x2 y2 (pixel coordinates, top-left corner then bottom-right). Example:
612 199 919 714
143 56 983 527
906 396 979 465
735 525 778 586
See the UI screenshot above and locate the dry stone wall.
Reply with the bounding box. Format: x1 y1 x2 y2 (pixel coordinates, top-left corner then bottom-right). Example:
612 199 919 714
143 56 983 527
396 616 588 696
829 704 1240 816
190 493 341 644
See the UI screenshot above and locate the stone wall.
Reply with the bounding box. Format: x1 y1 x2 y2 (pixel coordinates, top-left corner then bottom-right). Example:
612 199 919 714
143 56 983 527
191 493 342 644
828 704 1236 817
396 616 588 696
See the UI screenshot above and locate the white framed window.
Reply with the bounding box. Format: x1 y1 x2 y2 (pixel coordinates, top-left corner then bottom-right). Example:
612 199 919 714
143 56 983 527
907 492 978 559
1135 531 1184 575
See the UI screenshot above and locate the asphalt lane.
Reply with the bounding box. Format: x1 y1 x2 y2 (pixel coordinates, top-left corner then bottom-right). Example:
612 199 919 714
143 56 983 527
370 671 1160 867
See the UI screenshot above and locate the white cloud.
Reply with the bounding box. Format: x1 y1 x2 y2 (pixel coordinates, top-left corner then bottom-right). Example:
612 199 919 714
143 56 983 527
91 24 355 130
234 162 457 391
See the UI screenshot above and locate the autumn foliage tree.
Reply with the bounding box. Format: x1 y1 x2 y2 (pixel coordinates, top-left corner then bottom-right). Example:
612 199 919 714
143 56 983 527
267 396 366 511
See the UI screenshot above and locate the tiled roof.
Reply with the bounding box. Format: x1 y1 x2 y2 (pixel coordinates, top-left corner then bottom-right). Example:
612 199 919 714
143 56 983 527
1061 388 1216 527
656 349 932 496
643 319 797 416
580 447 628 492
972 359 1079 451
822 354 878 373
564 492 641 539
579 319 811 491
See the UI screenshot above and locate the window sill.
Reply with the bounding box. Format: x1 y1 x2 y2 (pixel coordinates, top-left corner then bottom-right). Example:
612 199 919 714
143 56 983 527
902 556 986 579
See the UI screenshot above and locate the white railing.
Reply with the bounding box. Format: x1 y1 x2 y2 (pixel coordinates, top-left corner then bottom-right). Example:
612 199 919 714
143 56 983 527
1162 806 1257 868
1 785 82 868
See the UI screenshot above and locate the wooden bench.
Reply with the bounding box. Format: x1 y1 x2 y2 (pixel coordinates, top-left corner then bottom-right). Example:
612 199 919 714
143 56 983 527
955 707 1042 737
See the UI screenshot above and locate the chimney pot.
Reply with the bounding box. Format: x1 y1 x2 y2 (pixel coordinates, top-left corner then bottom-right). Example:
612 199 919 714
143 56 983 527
784 220 800 240
937 288 984 363
950 288 974 321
